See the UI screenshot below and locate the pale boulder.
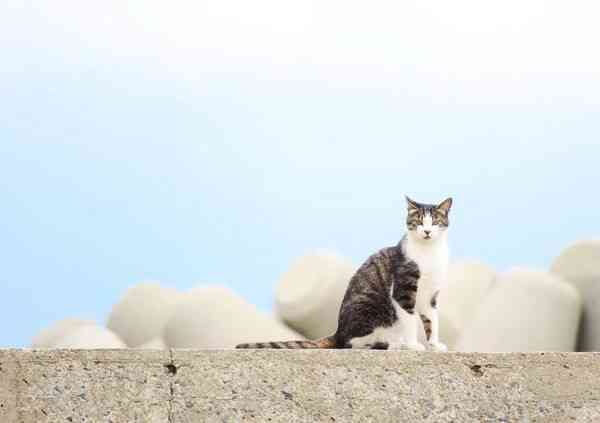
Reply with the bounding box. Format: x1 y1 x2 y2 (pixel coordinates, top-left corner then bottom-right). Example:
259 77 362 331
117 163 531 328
164 286 303 348
31 318 96 348
107 282 184 347
455 268 581 352
551 239 600 351
52 325 126 349
137 337 167 350
438 261 497 349
274 252 355 339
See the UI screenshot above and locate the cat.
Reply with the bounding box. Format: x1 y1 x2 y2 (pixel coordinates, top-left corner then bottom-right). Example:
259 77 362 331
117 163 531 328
236 196 453 351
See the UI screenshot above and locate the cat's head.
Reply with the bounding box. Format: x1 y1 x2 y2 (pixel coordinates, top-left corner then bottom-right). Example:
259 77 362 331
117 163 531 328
405 196 453 242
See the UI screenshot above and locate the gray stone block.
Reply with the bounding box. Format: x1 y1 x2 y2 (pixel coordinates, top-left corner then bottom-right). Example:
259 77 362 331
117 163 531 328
0 351 17 422
1 349 170 422
551 239 600 351
170 350 600 422
2 350 600 422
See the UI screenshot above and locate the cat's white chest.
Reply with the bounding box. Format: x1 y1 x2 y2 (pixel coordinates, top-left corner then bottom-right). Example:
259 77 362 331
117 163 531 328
405 240 449 292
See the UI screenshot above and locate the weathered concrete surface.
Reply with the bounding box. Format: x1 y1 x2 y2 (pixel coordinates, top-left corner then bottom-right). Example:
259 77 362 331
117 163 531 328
0 349 171 422
2 350 600 422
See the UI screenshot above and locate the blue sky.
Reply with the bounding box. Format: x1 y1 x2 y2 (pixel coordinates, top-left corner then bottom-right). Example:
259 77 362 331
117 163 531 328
1 1 599 346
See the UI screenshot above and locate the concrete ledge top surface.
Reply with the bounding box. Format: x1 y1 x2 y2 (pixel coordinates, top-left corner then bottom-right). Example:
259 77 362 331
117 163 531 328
1 349 600 422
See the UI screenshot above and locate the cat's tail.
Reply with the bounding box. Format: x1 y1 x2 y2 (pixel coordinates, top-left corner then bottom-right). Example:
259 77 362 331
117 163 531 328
236 336 336 349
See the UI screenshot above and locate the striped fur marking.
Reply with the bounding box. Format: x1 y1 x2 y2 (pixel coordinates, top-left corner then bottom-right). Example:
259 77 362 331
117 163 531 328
430 290 440 309
235 337 336 349
370 342 389 350
420 314 432 340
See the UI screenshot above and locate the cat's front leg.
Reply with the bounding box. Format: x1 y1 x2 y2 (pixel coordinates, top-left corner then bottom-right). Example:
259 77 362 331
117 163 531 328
392 306 425 351
419 295 447 352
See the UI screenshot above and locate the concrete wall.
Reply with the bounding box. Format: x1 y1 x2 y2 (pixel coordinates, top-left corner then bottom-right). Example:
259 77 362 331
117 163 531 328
1 349 600 422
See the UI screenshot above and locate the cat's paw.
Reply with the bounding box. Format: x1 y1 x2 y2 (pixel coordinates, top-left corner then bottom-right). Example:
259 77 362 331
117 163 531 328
426 341 448 352
395 342 426 351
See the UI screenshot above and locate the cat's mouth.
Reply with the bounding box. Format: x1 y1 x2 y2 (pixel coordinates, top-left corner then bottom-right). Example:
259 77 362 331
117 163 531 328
423 234 432 240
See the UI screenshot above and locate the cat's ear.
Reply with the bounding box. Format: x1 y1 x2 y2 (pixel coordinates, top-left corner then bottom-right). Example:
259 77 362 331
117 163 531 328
405 196 419 210
437 197 453 214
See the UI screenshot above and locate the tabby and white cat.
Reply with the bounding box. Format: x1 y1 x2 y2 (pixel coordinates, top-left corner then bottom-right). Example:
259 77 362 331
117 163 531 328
236 196 453 351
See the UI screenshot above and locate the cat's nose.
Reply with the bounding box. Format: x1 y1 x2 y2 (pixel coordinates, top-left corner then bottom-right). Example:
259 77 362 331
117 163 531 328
424 230 431 236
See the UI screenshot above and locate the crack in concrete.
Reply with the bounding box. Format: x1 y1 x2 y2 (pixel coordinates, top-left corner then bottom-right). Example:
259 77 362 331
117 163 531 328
166 349 176 423
13 350 22 423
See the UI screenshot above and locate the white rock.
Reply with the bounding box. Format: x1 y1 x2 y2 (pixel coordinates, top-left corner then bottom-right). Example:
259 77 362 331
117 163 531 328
107 282 184 347
551 239 600 351
274 252 356 339
164 286 303 348
137 337 167 350
455 268 581 352
438 261 497 349
31 318 96 348
52 325 126 349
